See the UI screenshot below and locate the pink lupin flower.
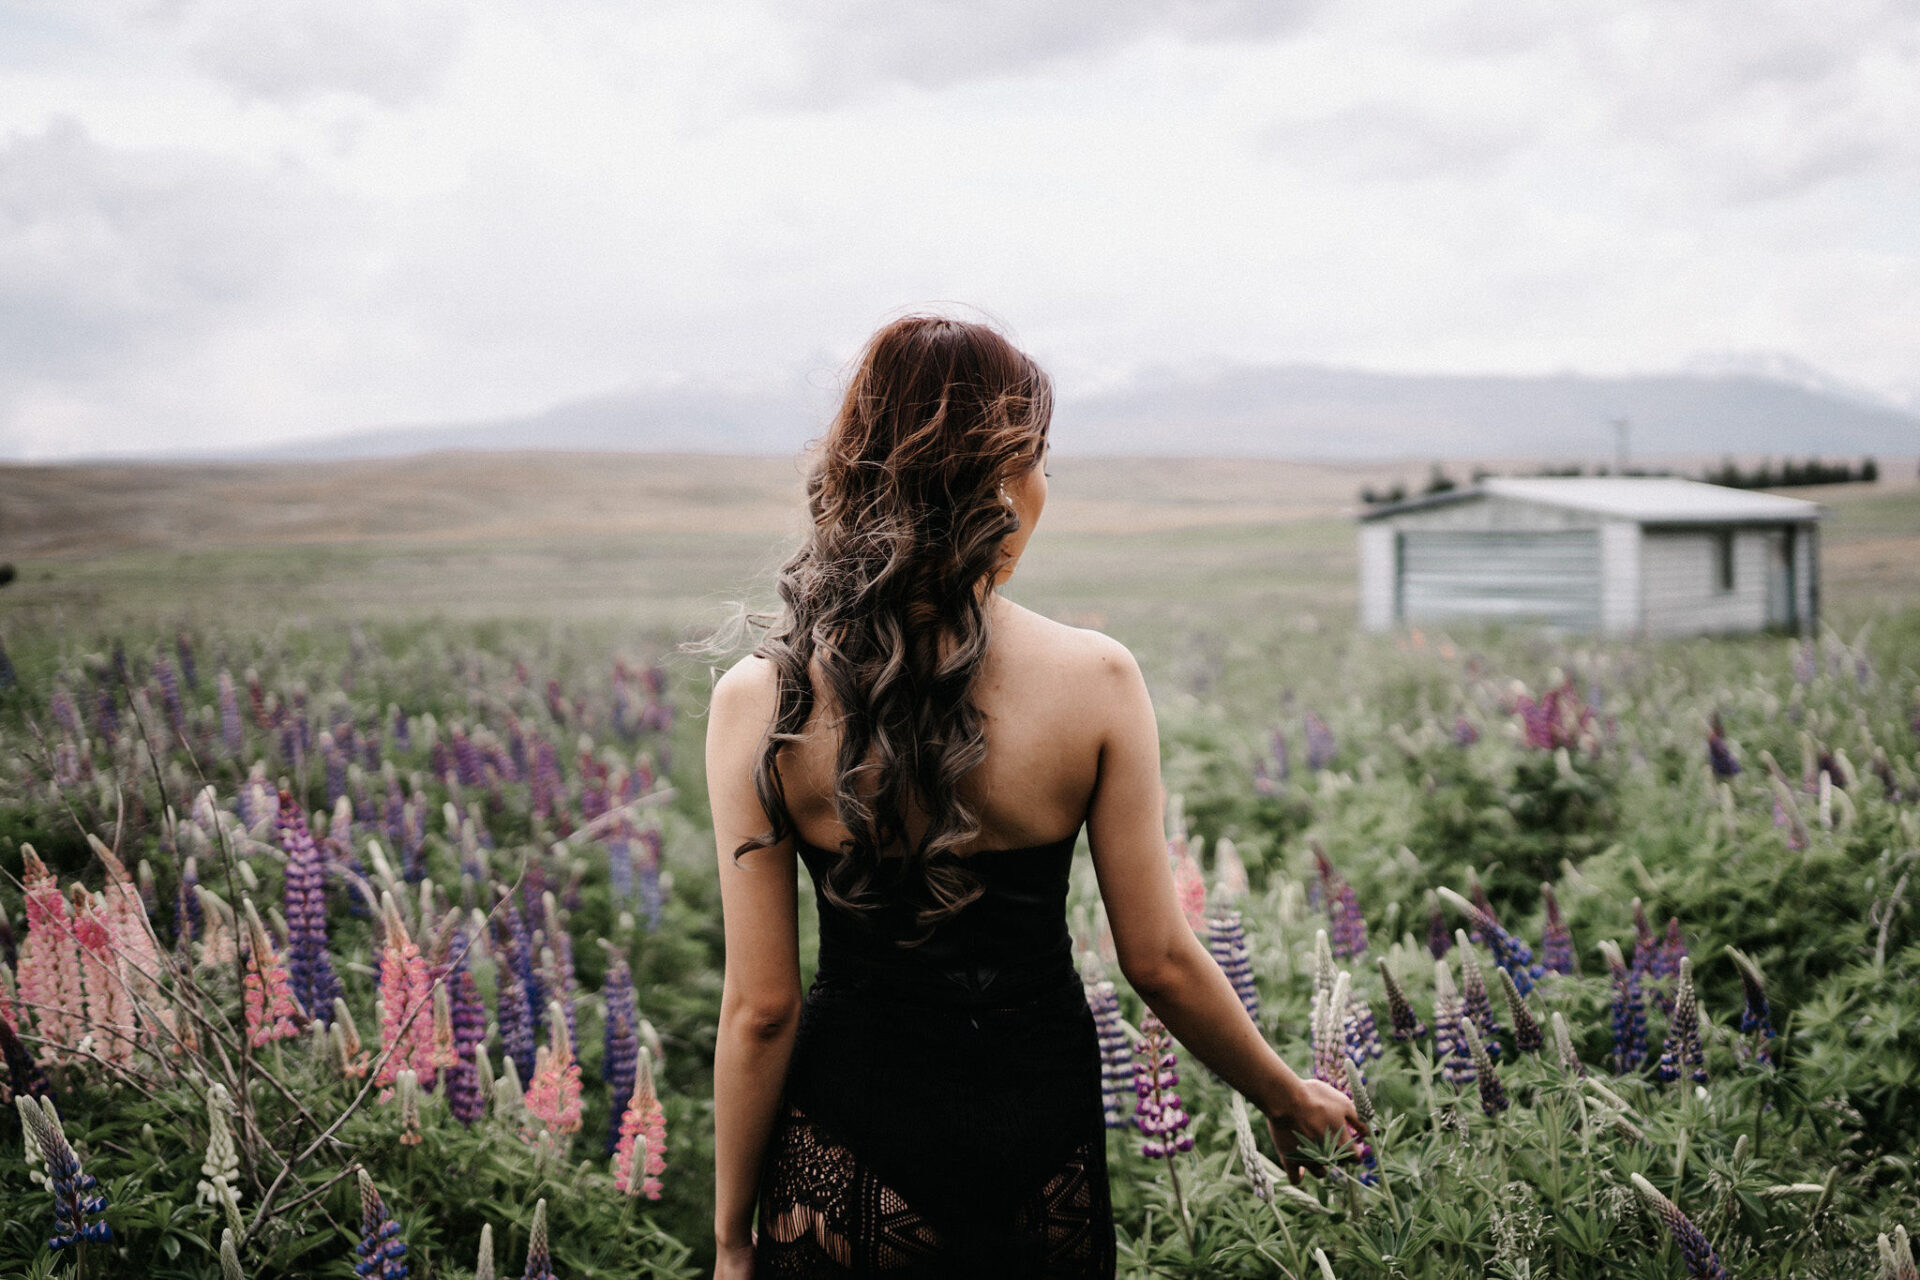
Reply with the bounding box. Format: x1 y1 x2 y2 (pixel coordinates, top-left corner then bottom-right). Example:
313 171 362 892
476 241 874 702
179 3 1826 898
71 887 137 1068
613 1045 667 1199
525 1001 584 1139
16 847 85 1061
241 901 302 1048
375 894 436 1090
1169 835 1207 931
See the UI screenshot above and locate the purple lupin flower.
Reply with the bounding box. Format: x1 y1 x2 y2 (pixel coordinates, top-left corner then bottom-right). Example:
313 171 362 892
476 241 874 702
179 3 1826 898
1425 891 1452 961
1132 1011 1193 1159
520 1198 556 1280
1706 716 1741 779
1726 947 1774 1065
1438 887 1542 995
1630 1173 1730 1280
1205 909 1259 1024
277 789 340 1025
1270 726 1290 783
540 894 578 1047
445 930 489 1126
601 951 641 1150
50 683 81 735
1629 899 1658 978
217 671 244 757
320 732 349 811
354 1168 410 1280
1304 711 1336 771
638 826 665 932
1461 1020 1508 1115
1432 960 1474 1087
94 685 120 744
1347 997 1384 1062
173 855 203 948
1378 958 1427 1040
1452 714 1479 747
1655 957 1707 1087
1540 883 1574 976
1454 932 1503 1057
1600 940 1648 1074
16 1095 111 1252
155 656 188 745
1496 967 1543 1054
1082 957 1136 1130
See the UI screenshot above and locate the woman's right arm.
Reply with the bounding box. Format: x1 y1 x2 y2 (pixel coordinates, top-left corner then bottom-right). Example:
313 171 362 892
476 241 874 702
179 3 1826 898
1081 637 1362 1179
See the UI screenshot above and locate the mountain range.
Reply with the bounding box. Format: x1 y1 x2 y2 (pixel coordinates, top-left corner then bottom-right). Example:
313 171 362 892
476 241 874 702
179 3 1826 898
253 364 1918 463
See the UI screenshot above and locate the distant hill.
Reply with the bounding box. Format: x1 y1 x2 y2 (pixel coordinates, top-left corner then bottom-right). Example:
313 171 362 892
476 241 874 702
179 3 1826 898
250 364 1919 462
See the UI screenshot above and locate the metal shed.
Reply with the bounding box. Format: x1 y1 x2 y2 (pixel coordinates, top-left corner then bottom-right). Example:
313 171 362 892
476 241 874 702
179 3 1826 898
1356 477 1823 636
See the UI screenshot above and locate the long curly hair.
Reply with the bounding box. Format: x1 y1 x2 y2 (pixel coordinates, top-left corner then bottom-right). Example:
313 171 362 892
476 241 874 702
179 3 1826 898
736 314 1053 945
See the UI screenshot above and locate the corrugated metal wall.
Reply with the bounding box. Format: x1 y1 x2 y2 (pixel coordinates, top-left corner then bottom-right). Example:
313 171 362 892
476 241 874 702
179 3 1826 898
1398 529 1602 630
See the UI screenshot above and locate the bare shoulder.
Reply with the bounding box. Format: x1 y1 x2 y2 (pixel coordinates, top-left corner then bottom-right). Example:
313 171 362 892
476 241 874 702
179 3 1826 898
708 653 779 731
996 600 1141 691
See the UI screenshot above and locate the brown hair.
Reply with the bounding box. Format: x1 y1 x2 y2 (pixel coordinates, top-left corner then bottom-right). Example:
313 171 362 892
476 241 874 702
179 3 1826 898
737 314 1053 943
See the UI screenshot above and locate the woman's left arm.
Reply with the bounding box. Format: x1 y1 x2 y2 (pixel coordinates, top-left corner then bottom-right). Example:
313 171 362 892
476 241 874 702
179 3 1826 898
707 656 803 1256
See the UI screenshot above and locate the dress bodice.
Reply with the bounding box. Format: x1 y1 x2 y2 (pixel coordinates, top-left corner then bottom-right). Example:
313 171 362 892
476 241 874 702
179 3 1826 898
794 829 1082 1007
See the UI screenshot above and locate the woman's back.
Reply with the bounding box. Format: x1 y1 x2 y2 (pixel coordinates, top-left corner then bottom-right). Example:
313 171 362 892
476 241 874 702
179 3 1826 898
774 599 1108 859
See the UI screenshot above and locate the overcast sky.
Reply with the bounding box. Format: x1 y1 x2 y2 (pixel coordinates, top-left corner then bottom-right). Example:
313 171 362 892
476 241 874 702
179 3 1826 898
3 0 1916 460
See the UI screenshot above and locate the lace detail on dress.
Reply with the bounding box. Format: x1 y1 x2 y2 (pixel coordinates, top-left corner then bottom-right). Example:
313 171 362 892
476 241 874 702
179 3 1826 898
756 1102 1115 1278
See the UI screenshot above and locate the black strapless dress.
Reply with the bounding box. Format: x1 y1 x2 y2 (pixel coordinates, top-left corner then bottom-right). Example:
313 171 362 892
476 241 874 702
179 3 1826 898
754 827 1117 1277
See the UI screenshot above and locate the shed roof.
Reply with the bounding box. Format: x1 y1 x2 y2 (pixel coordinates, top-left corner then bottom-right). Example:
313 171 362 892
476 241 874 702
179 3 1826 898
1358 476 1827 524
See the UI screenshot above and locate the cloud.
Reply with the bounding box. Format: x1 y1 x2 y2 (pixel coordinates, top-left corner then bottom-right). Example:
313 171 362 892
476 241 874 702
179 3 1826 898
183 0 467 106
764 0 1318 103
0 117 361 454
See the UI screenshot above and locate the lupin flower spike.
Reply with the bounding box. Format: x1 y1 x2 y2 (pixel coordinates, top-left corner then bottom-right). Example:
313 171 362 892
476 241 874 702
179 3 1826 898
1432 960 1474 1087
1312 971 1353 1089
355 1167 410 1280
197 1083 242 1213
475 1223 496 1280
1131 1010 1194 1159
525 1001 584 1137
397 1069 423 1146
1540 883 1575 976
375 892 436 1089
241 899 303 1048
1629 1173 1730 1280
520 1198 556 1280
1426 890 1452 960
1206 908 1260 1023
1228 1093 1273 1203
1312 929 1336 1003
1378 957 1426 1040
277 790 341 1023
221 1228 245 1280
1877 1226 1916 1280
1550 1011 1586 1077
1437 887 1541 995
17 1094 112 1252
1497 967 1544 1054
1083 966 1136 1129
1462 1019 1508 1114
613 1045 667 1198
1599 940 1648 1074
1656 957 1707 1086
1725 946 1775 1065
1454 930 1503 1055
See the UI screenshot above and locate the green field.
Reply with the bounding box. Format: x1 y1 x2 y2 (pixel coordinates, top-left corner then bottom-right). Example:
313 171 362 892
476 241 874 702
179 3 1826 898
1 458 1916 1278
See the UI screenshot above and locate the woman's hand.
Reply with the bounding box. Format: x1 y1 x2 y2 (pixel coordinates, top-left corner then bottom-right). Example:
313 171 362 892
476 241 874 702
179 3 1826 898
714 1238 755 1279
1264 1078 1366 1185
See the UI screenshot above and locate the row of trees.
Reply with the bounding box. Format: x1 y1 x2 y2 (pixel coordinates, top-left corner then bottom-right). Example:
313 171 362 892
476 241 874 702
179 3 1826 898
1359 457 1884 506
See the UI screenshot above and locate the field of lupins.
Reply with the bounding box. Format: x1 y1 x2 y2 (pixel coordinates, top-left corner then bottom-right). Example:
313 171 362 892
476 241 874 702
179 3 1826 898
1 606 1917 1279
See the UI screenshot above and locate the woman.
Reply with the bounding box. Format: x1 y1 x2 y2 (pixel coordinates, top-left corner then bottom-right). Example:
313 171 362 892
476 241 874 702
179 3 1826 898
706 314 1362 1278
